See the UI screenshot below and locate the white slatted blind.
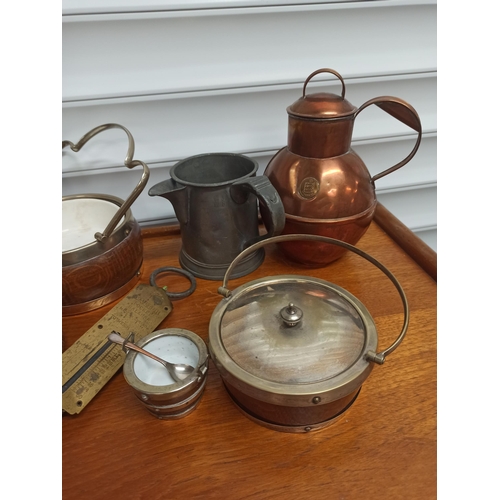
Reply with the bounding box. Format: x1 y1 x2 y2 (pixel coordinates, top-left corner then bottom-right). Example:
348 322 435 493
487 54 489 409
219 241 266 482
62 0 437 250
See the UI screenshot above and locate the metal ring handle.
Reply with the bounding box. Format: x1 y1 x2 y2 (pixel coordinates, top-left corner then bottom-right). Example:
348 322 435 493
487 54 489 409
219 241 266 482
217 234 409 365
62 123 150 241
354 97 422 182
302 68 346 99
150 267 197 300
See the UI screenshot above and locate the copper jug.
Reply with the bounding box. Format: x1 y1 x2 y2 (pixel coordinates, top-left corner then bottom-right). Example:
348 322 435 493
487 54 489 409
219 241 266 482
264 68 422 266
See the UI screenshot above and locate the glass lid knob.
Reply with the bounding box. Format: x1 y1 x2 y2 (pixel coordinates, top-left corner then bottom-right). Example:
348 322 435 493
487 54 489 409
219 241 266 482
279 303 303 327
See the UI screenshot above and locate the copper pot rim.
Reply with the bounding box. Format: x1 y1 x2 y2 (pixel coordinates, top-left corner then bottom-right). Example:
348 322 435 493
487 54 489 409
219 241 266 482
284 201 376 224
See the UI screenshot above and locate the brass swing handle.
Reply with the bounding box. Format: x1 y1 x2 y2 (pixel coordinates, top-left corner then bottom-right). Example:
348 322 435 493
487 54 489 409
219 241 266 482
62 123 150 242
218 233 409 366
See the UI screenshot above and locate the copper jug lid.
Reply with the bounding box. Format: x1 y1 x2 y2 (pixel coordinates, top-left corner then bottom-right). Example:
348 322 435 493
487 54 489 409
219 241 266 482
287 68 357 120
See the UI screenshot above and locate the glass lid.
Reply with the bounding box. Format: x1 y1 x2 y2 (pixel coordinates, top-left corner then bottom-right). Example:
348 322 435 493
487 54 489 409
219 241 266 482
219 278 367 385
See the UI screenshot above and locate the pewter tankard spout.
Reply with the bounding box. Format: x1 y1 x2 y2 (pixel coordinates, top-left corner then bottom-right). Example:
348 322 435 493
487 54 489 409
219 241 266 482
149 178 189 225
149 152 285 280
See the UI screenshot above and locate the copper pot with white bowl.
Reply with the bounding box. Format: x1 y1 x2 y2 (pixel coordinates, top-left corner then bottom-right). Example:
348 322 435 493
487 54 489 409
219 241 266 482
62 123 149 316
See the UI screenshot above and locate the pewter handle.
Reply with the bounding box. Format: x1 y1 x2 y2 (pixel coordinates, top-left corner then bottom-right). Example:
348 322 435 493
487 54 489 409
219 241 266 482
217 233 409 365
231 176 286 245
354 96 422 182
62 123 150 242
302 68 346 99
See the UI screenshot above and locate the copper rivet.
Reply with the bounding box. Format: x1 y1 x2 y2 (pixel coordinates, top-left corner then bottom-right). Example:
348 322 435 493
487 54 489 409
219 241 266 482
312 397 321 404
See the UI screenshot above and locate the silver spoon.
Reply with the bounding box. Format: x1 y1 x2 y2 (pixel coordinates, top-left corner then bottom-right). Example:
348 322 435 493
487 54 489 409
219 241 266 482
108 332 195 382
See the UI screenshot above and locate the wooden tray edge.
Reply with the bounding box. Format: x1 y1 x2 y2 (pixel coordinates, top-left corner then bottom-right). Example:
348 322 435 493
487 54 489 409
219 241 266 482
374 202 437 281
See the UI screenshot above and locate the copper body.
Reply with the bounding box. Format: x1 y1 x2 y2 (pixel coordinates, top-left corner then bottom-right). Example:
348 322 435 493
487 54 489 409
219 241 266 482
264 68 422 266
266 147 376 265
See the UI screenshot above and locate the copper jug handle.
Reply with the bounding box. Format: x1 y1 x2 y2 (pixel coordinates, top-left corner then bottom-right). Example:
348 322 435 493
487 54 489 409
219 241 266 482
62 123 150 242
218 233 409 366
354 97 422 182
302 68 346 99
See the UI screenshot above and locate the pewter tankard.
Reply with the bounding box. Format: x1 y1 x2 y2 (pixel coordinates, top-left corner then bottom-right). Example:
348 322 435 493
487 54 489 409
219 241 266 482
149 152 285 280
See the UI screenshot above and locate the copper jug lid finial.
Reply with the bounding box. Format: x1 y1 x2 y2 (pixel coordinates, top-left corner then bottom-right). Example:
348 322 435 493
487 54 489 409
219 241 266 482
287 68 357 120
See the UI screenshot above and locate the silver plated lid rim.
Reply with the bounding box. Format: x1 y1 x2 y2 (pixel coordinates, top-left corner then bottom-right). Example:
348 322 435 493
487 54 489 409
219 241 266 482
209 275 377 406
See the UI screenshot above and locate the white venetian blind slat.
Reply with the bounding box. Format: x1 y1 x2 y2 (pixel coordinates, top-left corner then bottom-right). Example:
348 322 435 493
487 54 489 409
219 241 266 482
62 2 436 101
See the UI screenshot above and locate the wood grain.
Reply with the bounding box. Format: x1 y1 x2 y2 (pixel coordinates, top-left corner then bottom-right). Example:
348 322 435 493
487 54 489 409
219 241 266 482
62 220 143 306
62 219 437 500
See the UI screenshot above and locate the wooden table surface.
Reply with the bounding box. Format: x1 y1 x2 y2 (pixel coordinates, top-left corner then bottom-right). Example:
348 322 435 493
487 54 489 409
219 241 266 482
62 207 437 500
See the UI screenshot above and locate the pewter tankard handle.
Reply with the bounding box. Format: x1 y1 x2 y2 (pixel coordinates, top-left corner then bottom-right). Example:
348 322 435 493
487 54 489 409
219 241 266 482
354 97 422 182
218 233 409 366
62 123 150 242
231 176 286 246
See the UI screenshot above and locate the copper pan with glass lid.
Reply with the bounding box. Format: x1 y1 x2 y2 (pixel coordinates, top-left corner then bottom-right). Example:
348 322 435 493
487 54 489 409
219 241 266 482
208 234 409 433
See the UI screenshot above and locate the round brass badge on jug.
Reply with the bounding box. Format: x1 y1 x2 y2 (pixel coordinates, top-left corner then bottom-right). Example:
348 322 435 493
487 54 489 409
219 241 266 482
298 177 320 200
